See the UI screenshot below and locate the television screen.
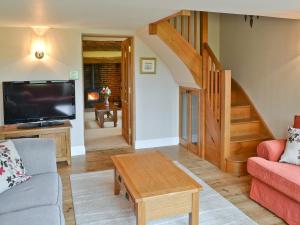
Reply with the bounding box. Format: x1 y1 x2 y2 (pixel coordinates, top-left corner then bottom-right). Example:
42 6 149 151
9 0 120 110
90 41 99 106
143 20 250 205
3 80 76 124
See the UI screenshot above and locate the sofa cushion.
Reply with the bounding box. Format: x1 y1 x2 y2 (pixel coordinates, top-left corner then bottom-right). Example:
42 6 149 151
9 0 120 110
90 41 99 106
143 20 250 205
280 127 300 165
294 115 300 128
248 157 300 203
0 172 62 215
0 205 64 225
0 140 31 194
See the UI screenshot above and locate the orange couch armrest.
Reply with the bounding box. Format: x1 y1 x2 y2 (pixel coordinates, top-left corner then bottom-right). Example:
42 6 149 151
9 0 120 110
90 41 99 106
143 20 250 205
257 139 286 162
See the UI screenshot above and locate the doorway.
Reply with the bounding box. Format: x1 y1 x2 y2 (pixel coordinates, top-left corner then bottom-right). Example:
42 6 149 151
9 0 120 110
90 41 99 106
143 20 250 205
82 36 133 151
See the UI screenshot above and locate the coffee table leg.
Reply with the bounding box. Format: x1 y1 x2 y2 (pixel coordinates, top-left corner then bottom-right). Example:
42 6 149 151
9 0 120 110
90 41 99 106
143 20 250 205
114 168 120 195
136 202 146 225
189 192 199 225
113 109 117 127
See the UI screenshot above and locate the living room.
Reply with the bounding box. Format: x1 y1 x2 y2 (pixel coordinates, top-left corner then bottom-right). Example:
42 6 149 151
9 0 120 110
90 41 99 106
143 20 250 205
0 1 299 225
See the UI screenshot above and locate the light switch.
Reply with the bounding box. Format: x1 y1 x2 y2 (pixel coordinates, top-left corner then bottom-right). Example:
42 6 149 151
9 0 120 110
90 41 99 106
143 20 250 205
69 70 79 80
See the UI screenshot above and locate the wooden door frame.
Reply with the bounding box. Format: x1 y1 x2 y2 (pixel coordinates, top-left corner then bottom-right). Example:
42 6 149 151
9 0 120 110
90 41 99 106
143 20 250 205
179 86 201 156
81 34 135 147
179 87 189 148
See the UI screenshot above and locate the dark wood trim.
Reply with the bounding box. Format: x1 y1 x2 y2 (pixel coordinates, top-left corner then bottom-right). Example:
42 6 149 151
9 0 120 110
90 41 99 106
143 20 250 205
83 57 121 64
82 40 122 51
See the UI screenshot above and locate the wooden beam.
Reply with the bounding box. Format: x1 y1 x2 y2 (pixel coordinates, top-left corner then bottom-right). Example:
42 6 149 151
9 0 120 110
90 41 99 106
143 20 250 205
220 70 231 171
200 12 208 55
82 41 122 51
83 57 121 64
150 21 203 87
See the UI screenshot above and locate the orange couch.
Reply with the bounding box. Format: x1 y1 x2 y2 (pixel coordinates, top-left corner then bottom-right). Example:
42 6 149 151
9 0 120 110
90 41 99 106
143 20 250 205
247 139 300 225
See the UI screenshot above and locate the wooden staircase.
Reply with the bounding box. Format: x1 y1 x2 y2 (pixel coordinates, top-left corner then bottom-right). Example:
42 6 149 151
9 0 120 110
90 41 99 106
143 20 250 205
149 10 273 176
227 80 273 175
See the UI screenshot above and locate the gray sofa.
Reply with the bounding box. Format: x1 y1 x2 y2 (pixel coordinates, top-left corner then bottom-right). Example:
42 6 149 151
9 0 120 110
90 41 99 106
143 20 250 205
0 138 65 225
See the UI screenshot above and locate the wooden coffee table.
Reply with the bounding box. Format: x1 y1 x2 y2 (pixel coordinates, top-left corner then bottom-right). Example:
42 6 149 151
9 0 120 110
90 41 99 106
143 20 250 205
94 103 119 128
111 151 202 225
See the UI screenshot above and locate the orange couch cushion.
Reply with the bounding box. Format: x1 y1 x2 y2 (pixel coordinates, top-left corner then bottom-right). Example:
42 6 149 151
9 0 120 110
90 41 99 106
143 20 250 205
248 157 300 203
294 115 300 128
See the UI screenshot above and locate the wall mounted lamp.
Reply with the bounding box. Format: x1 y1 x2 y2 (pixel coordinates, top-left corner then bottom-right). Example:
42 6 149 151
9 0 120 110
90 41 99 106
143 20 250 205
32 39 46 60
31 26 49 60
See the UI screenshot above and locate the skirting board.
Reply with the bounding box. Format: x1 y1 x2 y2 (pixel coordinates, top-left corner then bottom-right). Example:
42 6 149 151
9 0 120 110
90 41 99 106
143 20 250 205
135 137 179 149
71 145 86 156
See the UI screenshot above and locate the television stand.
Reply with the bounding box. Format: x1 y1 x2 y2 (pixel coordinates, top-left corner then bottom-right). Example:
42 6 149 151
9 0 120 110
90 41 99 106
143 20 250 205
0 121 72 165
17 121 64 129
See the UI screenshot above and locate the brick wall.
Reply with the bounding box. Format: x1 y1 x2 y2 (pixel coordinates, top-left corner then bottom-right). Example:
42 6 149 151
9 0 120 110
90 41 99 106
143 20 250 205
84 63 121 108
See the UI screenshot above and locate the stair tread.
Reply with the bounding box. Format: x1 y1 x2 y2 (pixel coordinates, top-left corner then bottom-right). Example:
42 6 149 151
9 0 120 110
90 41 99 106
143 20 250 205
231 118 259 124
226 152 256 162
231 104 251 108
231 133 271 143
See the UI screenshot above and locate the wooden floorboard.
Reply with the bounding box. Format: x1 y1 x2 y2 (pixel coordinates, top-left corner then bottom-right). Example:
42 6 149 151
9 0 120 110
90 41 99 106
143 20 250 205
57 145 285 225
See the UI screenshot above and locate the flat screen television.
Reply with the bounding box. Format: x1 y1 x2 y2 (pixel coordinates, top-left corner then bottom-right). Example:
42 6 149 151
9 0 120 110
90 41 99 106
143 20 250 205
3 80 76 125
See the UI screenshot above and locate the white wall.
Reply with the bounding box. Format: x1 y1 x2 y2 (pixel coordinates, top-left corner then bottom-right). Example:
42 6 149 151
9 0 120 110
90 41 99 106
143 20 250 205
0 27 179 153
134 36 179 148
137 26 198 89
220 14 300 138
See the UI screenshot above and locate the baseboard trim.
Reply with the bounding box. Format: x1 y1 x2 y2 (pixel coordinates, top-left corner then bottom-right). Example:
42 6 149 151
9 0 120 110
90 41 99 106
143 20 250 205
135 137 179 149
71 145 86 156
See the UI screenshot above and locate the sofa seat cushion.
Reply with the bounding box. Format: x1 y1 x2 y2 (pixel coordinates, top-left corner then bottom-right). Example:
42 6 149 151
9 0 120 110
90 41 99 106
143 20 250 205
0 205 64 225
248 157 300 203
0 172 62 215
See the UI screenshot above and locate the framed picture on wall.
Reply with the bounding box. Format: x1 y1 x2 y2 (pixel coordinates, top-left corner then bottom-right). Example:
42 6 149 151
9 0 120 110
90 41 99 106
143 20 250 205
140 57 156 74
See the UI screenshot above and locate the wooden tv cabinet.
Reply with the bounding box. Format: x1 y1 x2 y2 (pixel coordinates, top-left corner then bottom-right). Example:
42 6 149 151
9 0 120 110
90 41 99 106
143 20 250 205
0 121 72 165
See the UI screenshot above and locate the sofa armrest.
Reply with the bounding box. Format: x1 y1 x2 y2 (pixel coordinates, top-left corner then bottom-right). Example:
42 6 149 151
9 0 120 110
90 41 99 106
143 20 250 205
13 138 57 175
257 139 286 162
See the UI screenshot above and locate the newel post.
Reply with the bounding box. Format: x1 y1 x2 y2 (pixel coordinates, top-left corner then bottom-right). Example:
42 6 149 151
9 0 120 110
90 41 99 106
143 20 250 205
220 70 231 171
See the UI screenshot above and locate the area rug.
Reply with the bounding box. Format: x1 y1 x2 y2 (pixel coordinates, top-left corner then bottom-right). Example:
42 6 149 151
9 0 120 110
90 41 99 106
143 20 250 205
70 162 257 225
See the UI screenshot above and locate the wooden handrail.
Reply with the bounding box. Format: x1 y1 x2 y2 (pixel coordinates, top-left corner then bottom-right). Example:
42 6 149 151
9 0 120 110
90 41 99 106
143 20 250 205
151 10 191 25
204 43 222 70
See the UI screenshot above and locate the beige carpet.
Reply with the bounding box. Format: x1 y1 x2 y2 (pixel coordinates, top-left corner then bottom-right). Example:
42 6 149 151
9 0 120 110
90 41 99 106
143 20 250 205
70 161 257 225
84 111 129 151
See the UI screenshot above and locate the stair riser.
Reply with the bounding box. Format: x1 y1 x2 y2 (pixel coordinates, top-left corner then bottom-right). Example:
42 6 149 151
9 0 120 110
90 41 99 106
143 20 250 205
231 106 251 120
226 160 248 177
231 121 261 136
230 140 261 155
231 91 239 105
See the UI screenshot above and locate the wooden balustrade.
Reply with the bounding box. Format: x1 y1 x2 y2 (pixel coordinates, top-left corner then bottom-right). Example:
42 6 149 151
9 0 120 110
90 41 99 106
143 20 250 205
203 43 231 169
203 43 223 126
150 10 232 169
168 11 203 54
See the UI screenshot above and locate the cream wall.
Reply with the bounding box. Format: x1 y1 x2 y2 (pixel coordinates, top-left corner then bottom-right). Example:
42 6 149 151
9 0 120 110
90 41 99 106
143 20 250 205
208 12 220 60
220 14 300 138
0 28 85 155
0 27 179 153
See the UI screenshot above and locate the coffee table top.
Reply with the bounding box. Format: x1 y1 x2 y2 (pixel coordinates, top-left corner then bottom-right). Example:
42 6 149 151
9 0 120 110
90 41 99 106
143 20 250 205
111 151 202 201
94 103 120 111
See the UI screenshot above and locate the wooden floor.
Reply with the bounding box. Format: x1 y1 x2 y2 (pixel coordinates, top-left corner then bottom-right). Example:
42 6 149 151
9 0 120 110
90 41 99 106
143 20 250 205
57 145 285 225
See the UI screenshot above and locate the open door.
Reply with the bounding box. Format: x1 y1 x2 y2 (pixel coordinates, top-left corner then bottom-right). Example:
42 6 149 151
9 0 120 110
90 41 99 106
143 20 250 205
121 38 133 145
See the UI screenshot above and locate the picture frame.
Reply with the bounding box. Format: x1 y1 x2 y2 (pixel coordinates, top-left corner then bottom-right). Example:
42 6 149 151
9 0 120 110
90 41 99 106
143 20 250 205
140 57 156 74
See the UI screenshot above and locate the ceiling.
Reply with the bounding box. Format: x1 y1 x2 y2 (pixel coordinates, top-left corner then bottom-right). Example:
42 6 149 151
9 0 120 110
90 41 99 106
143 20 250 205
0 0 300 29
